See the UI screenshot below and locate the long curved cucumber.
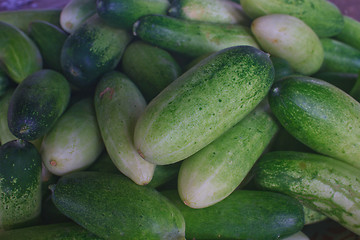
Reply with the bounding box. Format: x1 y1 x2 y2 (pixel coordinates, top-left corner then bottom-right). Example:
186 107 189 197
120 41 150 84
134 46 274 165
94 71 155 185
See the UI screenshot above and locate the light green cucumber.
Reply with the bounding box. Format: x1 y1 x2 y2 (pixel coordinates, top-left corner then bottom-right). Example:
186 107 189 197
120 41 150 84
303 206 327 225
133 14 260 57
168 0 251 25
335 16 360 51
251 14 324 75
178 105 279 208
94 71 155 185
60 0 97 33
134 46 274 165
0 21 42 83
268 75 360 169
240 0 344 37
40 98 104 176
253 151 360 235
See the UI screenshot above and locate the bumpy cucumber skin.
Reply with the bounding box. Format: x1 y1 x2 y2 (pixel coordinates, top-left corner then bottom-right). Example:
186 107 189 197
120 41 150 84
61 14 132 88
41 98 104 176
133 14 259 57
162 189 304 240
335 16 360 51
134 46 274 165
240 0 344 38
7 70 71 141
177 106 279 208
0 222 102 240
0 21 42 83
94 71 155 185
268 75 360 169
0 140 42 230
252 151 360 235
51 171 186 240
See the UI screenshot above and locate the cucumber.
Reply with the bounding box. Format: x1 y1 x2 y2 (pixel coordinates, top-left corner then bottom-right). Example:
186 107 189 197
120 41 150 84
319 38 360 73
251 14 324 75
120 40 182 102
350 75 360 102
94 71 155 185
162 189 304 240
50 171 186 240
270 127 314 153
0 222 102 240
61 14 132 88
270 56 294 81
41 98 104 176
0 21 42 83
312 72 357 93
0 88 16 144
0 70 10 97
28 20 68 72
0 140 42 230
281 231 309 240
268 75 360 169
252 151 360 235
134 46 275 165
7 69 71 141
60 0 97 33
303 206 327 225
168 0 251 25
177 105 279 208
335 16 360 51
96 0 170 30
86 151 119 173
133 14 260 57
240 0 344 37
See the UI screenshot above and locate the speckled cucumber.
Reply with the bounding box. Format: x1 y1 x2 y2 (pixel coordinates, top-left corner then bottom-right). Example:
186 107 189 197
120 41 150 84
178 105 279 208
41 98 104 176
51 171 186 240
94 71 155 185
252 151 360 235
268 75 360 169
133 14 260 57
0 140 42 230
134 46 274 165
162 189 304 240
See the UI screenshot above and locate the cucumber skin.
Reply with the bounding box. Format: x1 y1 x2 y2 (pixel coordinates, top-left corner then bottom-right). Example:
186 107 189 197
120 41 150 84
134 46 274 165
7 69 71 141
0 140 42 230
335 16 360 51
51 171 186 240
133 14 259 57
268 75 360 169
162 189 304 240
252 151 360 235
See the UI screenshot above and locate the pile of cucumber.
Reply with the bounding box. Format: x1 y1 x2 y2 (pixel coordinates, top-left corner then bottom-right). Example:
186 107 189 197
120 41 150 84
0 0 360 239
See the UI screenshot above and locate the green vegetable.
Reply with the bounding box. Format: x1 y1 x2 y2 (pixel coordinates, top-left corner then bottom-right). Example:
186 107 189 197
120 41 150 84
335 16 360 51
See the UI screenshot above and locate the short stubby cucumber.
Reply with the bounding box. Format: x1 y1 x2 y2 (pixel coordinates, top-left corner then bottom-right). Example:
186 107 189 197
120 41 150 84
94 71 155 185
251 14 324 75
268 75 360 169
41 98 104 176
134 46 275 165
178 105 279 208
252 151 360 235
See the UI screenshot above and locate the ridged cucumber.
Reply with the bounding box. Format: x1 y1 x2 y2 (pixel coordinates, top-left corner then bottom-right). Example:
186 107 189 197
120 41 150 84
41 98 104 176
133 14 260 57
268 75 360 169
51 171 186 240
0 140 42 230
134 46 274 165
178 105 279 208
94 71 155 185
252 151 360 235
335 16 360 51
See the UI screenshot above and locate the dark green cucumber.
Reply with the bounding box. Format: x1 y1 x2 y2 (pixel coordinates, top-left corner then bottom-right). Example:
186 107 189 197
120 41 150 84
121 40 182 102
28 20 68 72
61 14 132 88
268 75 360 169
0 89 16 145
0 222 102 240
252 151 360 235
0 140 42 230
312 72 357 93
0 21 42 83
96 0 170 30
7 69 71 141
133 14 259 57
270 56 294 81
335 16 360 51
162 189 304 240
51 171 186 240
134 46 274 165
